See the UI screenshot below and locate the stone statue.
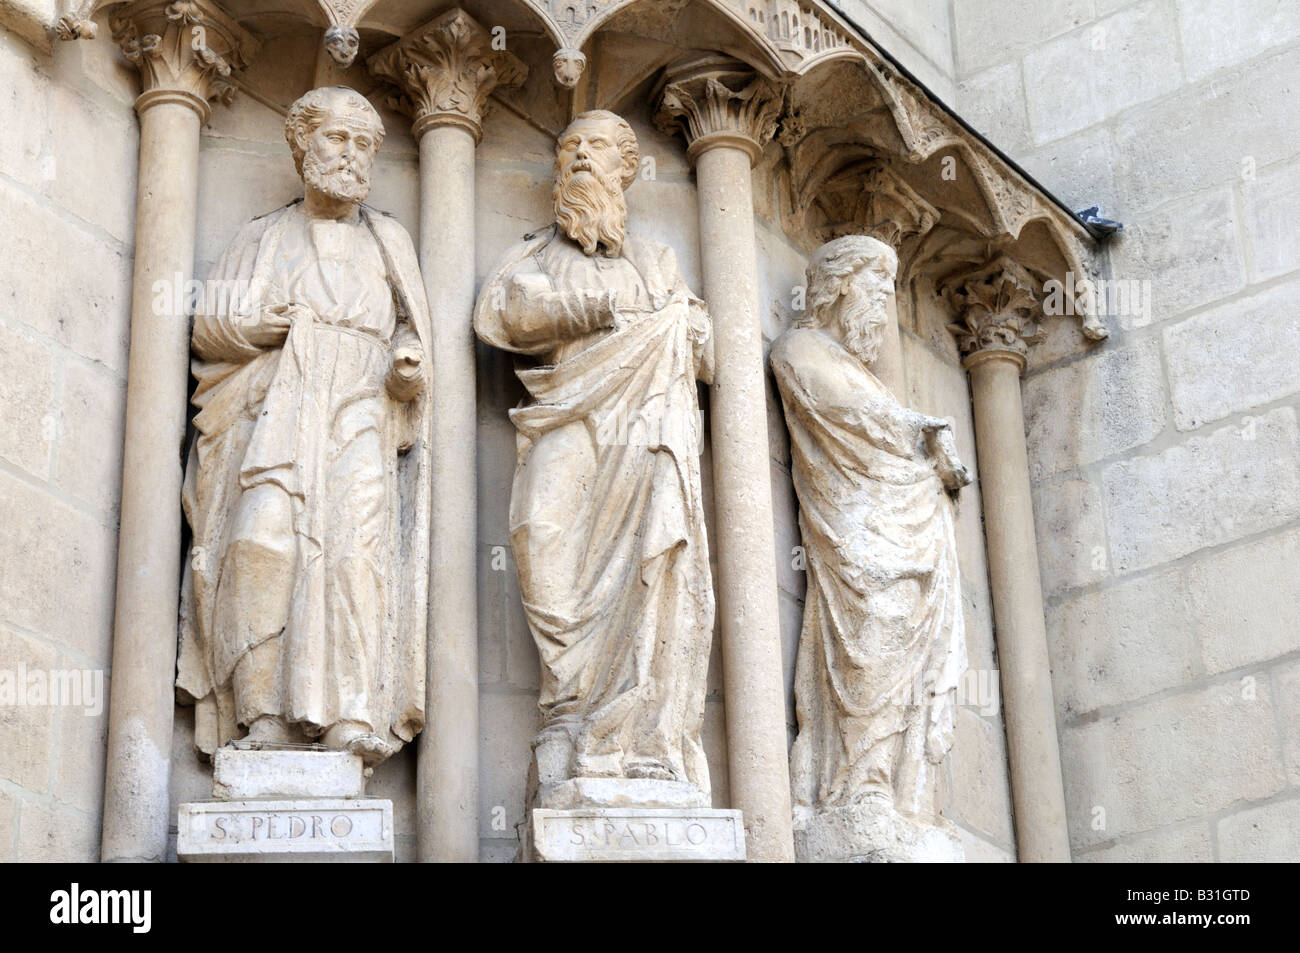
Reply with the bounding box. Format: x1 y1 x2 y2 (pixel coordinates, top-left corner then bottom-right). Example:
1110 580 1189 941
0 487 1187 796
177 86 432 767
772 235 972 862
474 110 716 808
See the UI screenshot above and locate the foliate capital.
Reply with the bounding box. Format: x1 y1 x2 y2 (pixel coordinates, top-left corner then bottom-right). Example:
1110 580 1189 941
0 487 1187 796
109 1 257 120
653 56 782 167
368 8 527 143
942 256 1043 366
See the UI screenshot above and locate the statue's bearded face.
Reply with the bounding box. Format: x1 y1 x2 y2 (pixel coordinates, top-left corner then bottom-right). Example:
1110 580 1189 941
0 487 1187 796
839 261 893 366
301 113 379 205
553 117 630 257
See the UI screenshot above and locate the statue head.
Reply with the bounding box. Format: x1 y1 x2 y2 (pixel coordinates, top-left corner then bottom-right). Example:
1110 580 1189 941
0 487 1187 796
552 48 587 88
324 25 360 67
285 86 385 207
800 235 899 367
552 110 640 257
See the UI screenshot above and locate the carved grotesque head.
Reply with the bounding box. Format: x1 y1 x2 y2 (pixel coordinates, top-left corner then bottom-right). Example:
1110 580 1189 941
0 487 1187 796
285 86 385 206
801 235 899 367
552 110 640 257
552 48 587 89
324 25 361 68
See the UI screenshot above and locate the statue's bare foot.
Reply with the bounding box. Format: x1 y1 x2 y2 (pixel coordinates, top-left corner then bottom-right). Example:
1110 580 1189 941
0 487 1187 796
323 721 391 766
625 761 676 782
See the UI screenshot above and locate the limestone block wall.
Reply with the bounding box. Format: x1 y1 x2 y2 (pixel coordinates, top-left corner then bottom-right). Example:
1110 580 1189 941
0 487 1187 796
829 0 958 100
955 0 1300 861
0 23 137 861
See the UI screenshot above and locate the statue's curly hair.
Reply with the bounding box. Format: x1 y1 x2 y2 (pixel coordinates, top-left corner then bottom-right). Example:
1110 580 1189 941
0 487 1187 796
284 86 386 176
799 235 898 329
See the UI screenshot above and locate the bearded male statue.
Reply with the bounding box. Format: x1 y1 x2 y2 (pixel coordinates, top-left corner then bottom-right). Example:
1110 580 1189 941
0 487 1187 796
177 86 432 767
772 235 972 862
474 110 716 807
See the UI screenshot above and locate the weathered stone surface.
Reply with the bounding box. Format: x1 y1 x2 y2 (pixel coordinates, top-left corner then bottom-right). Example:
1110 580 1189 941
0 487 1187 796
56 361 125 515
17 802 98 863
1217 798 1300 863
1103 188 1246 330
1047 568 1199 718
531 808 745 862
56 697 108 814
953 0 1092 74
0 626 57 791
1061 680 1285 848
45 77 137 243
796 801 963 863
212 749 366 800
1271 659 1300 788
1023 1 1181 144
1024 340 1166 480
1077 823 1214 863
1186 530 1300 675
0 0 55 51
1032 475 1109 595
1102 408 1300 573
1242 159 1300 281
537 778 709 811
957 62 1031 157
1114 44 1300 211
1019 126 1120 217
0 476 116 659
178 799 394 862
1177 0 1300 82
0 323 53 478
957 827 1014 863
477 691 537 842
1164 281 1300 430
0 180 131 373
0 787 13 852
948 709 1015 848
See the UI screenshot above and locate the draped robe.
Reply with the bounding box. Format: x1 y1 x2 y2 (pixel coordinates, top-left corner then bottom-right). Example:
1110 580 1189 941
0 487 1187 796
474 226 715 794
773 326 965 819
177 201 432 760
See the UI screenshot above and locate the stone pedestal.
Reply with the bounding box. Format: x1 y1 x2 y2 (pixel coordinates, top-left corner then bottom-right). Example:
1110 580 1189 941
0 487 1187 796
530 809 746 863
794 803 965 864
177 748 393 863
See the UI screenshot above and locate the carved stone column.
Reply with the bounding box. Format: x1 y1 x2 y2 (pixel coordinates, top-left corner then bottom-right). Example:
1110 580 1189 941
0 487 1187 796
99 0 254 863
655 56 795 863
370 9 525 864
944 257 1072 863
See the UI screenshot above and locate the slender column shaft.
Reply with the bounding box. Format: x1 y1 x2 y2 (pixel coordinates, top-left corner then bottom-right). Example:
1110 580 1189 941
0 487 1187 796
415 122 480 863
101 97 201 863
966 350 1071 863
694 142 795 863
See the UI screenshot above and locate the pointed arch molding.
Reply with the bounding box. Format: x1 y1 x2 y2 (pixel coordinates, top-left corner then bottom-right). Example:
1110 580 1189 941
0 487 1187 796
58 0 1107 342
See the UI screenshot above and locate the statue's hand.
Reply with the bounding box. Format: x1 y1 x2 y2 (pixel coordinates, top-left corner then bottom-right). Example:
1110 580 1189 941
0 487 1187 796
387 345 424 402
244 303 308 348
924 423 973 492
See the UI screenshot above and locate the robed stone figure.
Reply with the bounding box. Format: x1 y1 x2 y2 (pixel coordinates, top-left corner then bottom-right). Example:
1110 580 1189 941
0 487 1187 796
177 87 432 767
474 110 716 804
773 236 971 860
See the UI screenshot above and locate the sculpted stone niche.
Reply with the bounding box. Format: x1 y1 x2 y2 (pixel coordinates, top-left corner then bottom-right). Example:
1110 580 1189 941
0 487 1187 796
473 110 721 825
772 236 972 863
176 86 433 772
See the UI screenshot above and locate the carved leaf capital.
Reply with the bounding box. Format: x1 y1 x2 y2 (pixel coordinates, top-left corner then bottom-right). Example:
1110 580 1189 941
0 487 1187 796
942 257 1043 360
368 8 527 142
653 58 782 165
